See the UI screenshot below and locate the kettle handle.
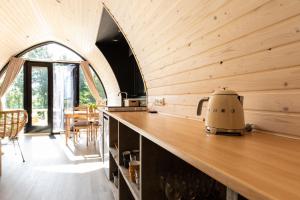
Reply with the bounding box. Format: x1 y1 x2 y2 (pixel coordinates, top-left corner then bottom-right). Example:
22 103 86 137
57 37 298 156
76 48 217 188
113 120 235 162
197 97 209 116
238 95 244 105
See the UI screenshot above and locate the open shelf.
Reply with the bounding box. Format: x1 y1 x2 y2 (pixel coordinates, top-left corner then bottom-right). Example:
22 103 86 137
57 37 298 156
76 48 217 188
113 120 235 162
119 172 135 200
119 166 140 200
109 147 118 164
105 114 141 200
103 112 244 200
140 136 227 200
118 123 140 200
108 151 119 200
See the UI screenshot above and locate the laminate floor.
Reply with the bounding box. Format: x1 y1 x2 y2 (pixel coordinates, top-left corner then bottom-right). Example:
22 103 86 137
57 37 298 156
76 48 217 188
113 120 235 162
0 134 114 200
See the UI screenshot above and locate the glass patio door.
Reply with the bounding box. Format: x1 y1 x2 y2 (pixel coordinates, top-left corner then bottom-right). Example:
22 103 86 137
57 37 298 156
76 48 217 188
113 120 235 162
24 61 53 133
52 63 78 133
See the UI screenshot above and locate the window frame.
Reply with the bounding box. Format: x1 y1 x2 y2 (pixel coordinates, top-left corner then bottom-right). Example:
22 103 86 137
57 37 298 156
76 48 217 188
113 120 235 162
0 41 107 99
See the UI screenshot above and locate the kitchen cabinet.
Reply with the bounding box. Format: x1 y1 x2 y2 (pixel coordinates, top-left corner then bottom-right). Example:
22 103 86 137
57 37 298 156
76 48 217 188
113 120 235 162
102 111 271 200
101 111 300 200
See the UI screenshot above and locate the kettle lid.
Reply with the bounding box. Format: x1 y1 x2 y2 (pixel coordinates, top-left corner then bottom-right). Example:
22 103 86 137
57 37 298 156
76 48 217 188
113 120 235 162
213 88 238 95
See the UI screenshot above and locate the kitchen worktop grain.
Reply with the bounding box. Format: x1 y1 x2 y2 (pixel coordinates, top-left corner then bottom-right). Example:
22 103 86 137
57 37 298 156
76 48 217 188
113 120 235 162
103 111 300 200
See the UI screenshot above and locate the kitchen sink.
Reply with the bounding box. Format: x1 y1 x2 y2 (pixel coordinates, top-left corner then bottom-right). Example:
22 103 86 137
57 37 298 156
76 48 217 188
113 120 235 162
105 106 147 112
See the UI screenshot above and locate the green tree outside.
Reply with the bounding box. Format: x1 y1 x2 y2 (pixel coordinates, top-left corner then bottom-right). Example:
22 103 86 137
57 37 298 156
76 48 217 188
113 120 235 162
4 43 106 109
79 68 95 105
79 68 106 105
4 69 24 109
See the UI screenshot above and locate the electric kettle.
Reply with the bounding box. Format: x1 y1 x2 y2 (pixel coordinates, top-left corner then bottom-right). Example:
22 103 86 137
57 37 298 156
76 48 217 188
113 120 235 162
197 89 245 135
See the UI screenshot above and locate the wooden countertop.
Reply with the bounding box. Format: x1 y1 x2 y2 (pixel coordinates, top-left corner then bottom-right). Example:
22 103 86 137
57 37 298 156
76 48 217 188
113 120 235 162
103 111 300 200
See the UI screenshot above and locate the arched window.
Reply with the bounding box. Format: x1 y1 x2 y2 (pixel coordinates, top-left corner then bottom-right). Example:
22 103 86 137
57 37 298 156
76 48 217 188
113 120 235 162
22 43 82 62
3 42 106 110
2 42 106 133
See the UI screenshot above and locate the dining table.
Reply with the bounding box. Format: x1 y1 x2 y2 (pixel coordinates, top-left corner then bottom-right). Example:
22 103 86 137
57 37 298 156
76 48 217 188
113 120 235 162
64 110 100 145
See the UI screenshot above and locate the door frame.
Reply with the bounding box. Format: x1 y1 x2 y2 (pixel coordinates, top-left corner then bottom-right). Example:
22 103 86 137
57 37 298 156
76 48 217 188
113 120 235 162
23 61 80 133
24 61 53 133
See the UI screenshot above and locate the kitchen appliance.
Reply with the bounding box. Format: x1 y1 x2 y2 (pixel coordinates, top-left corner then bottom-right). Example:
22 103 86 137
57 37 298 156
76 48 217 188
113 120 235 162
124 99 140 107
197 89 245 135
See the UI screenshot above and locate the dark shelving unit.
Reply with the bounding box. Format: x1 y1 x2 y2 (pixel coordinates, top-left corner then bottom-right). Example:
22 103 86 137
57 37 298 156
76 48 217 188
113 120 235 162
103 113 247 200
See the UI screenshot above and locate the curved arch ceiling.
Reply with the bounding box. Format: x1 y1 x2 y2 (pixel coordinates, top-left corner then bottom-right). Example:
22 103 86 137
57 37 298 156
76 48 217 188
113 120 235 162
3 0 300 137
0 0 120 106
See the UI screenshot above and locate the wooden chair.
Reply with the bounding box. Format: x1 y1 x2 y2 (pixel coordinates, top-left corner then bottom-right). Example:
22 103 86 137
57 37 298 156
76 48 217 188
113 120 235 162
89 108 102 145
71 106 91 146
0 110 28 176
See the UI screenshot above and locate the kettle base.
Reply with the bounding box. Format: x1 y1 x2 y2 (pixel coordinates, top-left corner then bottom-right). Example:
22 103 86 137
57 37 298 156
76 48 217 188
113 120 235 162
205 126 244 136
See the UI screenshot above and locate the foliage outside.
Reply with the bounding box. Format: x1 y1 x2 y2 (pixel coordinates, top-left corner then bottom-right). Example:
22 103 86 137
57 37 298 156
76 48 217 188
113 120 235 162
4 43 106 110
79 68 106 105
4 69 24 109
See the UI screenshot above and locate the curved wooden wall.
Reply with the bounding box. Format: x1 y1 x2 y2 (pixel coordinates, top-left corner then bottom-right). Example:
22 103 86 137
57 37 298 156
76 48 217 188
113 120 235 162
104 0 300 137
0 0 121 106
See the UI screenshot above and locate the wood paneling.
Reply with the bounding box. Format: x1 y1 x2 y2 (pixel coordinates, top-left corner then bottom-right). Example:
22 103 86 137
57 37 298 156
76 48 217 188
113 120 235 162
148 66 300 95
147 41 300 87
104 0 300 137
142 0 300 73
2 0 300 136
0 0 120 106
148 90 300 113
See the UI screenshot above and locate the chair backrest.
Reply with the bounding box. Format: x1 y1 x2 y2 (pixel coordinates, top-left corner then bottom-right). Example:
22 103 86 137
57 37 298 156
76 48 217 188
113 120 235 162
73 106 89 121
0 110 28 139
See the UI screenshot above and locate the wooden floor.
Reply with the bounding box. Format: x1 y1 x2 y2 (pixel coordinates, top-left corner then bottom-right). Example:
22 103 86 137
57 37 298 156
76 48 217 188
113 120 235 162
0 134 114 200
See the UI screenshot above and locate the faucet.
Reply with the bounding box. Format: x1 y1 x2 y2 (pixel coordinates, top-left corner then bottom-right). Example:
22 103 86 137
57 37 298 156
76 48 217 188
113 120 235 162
118 92 128 106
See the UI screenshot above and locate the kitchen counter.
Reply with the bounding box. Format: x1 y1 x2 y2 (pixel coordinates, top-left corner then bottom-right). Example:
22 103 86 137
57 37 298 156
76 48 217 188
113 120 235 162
103 111 300 200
